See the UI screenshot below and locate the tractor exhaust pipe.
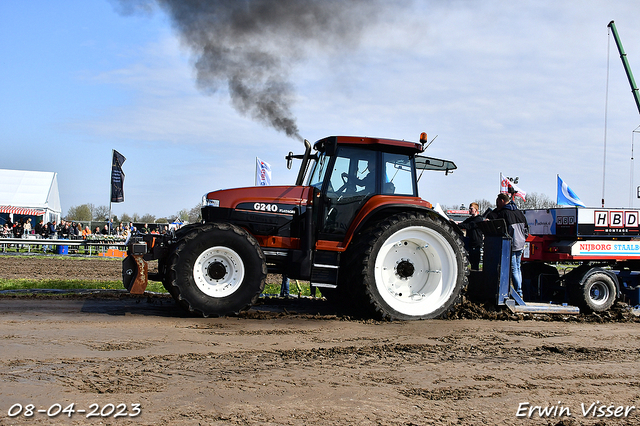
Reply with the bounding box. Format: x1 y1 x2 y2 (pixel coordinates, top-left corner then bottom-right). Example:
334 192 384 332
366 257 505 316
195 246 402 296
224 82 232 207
295 139 312 186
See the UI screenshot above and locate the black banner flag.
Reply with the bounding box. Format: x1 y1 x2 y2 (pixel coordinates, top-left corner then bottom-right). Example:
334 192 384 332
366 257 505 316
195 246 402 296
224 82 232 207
110 150 126 203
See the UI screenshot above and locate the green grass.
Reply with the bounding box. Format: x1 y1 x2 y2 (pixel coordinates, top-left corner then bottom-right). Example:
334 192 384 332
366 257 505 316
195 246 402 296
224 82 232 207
0 279 167 293
0 278 321 297
263 281 322 297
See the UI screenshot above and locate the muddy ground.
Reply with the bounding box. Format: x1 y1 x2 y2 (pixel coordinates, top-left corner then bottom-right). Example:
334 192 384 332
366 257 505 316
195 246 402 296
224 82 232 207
0 254 639 425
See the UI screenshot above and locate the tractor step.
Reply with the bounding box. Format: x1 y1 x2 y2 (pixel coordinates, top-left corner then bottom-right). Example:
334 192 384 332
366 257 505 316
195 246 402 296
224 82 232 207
310 282 337 289
310 250 340 286
310 263 339 286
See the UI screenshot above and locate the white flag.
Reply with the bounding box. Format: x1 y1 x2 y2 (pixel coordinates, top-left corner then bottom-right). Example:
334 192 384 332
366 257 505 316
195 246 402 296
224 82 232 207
256 157 272 186
500 172 526 201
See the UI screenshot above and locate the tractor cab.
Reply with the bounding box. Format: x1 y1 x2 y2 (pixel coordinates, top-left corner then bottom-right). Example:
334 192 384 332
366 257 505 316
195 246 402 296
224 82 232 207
288 135 457 242
309 137 417 240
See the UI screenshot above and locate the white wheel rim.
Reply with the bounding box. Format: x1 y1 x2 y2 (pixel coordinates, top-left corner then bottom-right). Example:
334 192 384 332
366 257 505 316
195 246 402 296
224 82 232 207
374 225 458 317
588 280 610 307
193 246 245 298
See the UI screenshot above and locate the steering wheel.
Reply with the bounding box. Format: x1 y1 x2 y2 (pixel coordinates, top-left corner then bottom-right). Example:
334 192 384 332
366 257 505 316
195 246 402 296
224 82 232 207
336 172 358 194
335 172 349 193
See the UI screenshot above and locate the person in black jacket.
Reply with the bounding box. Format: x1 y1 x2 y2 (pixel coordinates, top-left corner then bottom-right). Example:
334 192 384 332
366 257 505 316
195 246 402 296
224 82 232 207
35 221 43 238
488 193 529 298
457 202 484 270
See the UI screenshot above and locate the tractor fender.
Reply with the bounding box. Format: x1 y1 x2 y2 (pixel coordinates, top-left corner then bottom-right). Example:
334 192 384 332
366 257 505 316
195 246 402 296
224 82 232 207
146 221 238 264
581 267 620 295
172 222 208 241
345 200 448 247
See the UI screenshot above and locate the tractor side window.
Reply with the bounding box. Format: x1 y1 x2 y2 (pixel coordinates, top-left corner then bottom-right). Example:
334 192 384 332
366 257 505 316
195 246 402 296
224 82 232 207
354 158 374 193
383 153 415 196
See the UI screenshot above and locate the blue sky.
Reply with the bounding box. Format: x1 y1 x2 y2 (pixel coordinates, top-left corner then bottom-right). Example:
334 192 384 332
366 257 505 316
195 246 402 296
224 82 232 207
1 1 640 219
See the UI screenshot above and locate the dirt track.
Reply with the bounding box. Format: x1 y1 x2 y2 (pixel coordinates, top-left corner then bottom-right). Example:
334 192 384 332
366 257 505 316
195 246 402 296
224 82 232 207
1 255 640 425
0 254 123 281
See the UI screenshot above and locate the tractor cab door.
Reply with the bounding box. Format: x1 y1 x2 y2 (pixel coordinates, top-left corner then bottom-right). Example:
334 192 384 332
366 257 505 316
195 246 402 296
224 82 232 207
304 144 417 285
311 146 378 241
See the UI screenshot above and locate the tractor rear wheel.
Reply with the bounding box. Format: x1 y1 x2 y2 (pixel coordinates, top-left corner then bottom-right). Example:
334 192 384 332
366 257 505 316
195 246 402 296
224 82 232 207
167 222 266 317
348 212 468 320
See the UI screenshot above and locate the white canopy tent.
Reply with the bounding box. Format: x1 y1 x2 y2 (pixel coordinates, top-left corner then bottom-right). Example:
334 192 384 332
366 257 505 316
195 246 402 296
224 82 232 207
0 169 62 224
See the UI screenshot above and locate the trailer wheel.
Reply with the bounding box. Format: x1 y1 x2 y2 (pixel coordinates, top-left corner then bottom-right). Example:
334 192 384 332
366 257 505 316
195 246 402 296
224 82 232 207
167 223 266 317
578 272 617 313
351 212 468 320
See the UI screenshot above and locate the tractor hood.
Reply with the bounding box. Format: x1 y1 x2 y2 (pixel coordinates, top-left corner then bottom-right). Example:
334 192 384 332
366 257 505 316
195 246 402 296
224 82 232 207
203 185 313 212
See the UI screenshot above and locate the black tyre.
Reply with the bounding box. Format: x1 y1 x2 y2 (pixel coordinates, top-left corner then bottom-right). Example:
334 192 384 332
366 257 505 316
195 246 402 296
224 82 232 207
348 212 468 320
167 222 267 317
159 259 177 295
576 272 617 313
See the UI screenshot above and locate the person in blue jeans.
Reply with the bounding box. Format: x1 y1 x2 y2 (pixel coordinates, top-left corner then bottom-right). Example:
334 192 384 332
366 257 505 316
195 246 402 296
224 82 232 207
488 193 529 298
280 275 290 297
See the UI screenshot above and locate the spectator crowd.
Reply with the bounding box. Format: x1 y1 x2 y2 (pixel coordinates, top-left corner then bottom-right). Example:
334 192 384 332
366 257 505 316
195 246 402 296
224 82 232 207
0 218 165 240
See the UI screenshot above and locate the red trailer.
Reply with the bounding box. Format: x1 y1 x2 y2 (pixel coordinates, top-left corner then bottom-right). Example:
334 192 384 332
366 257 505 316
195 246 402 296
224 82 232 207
521 207 640 312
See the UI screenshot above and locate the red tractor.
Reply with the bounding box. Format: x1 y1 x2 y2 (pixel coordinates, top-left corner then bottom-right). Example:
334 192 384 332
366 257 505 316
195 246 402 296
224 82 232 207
123 134 468 320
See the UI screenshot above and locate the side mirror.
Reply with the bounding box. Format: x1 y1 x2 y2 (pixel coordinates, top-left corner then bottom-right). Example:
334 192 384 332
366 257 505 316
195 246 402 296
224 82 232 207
286 152 294 170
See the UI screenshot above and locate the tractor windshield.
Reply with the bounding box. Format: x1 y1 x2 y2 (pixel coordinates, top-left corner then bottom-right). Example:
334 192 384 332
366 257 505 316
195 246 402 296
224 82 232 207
307 153 329 189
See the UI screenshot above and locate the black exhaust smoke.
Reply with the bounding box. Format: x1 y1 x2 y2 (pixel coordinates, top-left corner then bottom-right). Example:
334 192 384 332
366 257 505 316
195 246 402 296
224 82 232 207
114 0 399 140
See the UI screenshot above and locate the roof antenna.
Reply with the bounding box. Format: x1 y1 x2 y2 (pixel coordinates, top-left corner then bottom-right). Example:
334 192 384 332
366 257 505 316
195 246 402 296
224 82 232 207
420 133 438 150
417 133 439 182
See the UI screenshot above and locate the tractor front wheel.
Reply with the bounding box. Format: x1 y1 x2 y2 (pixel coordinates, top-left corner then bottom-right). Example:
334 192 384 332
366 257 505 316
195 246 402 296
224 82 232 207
167 223 266 317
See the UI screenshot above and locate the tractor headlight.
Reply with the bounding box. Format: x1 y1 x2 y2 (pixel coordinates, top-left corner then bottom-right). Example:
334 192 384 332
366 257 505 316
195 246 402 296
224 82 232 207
202 195 220 208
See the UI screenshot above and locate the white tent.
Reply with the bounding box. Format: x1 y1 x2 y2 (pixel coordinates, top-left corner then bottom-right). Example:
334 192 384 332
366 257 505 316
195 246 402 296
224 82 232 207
0 169 62 224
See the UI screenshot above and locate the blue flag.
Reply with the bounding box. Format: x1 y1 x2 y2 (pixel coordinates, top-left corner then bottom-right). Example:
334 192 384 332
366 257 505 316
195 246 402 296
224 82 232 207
557 175 585 207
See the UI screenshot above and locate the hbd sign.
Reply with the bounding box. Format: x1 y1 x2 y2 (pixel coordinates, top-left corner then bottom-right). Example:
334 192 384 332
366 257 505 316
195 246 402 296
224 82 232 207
594 210 639 228
576 209 640 236
525 208 640 237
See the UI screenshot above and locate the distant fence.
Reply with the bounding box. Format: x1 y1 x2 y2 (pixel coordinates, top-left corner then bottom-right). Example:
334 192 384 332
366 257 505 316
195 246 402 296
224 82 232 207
0 237 128 257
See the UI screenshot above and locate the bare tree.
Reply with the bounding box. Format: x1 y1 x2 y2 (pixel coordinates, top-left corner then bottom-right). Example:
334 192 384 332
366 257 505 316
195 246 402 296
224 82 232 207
473 193 556 214
514 192 557 210
188 203 202 223
441 203 467 212
93 205 110 221
474 198 494 215
66 204 93 221
175 208 190 222
140 213 156 224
